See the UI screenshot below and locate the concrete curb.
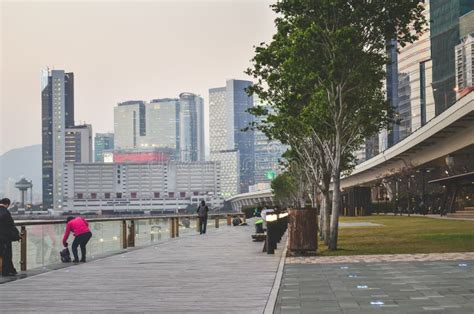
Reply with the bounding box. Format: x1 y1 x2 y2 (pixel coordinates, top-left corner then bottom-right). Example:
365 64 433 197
264 237 287 314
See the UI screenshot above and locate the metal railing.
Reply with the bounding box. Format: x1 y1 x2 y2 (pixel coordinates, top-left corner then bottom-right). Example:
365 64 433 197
3 213 244 272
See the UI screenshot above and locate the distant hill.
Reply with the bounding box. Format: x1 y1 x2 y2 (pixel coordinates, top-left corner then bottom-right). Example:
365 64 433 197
0 144 42 195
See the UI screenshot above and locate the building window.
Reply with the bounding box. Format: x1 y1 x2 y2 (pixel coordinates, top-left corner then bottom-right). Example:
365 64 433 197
180 192 186 198
154 192 160 198
193 191 199 196
91 193 97 199
105 193 111 199
168 192 175 198
116 192 122 199
131 192 137 199
76 193 83 199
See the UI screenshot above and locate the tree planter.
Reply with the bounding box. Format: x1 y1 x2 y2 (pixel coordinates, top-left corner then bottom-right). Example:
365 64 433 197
287 208 318 255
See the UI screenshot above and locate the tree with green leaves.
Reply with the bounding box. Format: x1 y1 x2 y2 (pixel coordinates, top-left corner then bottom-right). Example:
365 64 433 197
247 0 425 250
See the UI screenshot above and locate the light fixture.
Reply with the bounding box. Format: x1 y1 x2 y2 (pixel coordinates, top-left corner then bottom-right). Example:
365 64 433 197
266 213 278 222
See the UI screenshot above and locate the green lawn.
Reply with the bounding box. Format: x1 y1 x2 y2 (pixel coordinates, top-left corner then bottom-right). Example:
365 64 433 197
318 215 474 256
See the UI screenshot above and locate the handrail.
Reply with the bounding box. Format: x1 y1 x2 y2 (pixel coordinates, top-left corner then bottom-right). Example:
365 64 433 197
9 213 245 272
14 213 237 226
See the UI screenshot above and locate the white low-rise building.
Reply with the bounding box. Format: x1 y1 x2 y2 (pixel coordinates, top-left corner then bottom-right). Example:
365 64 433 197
63 161 222 213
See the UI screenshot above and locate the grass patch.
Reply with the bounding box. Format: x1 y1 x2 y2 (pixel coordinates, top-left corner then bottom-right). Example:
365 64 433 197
318 215 474 256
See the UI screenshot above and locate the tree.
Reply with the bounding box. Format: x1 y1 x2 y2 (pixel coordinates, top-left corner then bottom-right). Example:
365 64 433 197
247 0 425 250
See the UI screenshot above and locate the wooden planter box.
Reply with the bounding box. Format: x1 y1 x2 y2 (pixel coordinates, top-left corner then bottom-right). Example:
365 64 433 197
288 208 318 255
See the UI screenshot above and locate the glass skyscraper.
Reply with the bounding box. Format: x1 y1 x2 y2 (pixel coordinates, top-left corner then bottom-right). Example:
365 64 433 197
378 1 474 155
179 93 205 161
94 133 114 162
113 101 146 150
145 98 180 154
41 69 74 210
253 97 287 183
430 0 474 115
209 79 255 195
113 95 205 161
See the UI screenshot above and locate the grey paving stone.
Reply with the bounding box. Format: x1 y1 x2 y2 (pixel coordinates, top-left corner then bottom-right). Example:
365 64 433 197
275 259 474 314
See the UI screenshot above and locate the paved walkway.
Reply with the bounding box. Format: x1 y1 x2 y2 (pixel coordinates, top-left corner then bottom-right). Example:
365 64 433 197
0 224 285 313
276 254 474 313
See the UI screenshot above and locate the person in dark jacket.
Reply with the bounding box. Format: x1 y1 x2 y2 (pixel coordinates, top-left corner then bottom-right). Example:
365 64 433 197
196 200 209 234
0 198 19 276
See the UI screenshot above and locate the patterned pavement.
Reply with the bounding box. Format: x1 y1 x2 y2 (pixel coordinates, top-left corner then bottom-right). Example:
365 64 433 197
276 254 474 313
287 252 474 264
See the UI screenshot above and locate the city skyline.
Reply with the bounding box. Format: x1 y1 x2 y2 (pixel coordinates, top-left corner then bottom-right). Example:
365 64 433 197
0 0 276 155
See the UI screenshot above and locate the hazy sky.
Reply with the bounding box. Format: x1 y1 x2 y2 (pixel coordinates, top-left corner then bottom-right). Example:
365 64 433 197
0 0 276 155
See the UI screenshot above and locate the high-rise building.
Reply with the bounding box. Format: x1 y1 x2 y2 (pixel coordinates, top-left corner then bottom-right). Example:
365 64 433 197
253 97 287 183
113 101 146 150
455 33 474 98
94 133 114 162
430 0 474 115
41 69 75 210
144 98 180 154
379 1 474 153
209 79 255 195
179 93 205 161
113 95 205 161
65 124 93 163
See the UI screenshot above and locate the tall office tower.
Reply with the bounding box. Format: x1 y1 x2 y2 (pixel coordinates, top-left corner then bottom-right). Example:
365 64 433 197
94 133 114 162
145 98 180 155
65 124 93 163
41 69 74 210
209 79 255 196
430 0 474 115
397 1 434 137
385 39 400 148
113 101 146 149
381 2 437 148
455 29 474 98
253 97 287 183
179 93 205 161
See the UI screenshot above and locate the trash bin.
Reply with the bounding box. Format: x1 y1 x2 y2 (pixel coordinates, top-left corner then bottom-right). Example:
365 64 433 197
255 219 264 233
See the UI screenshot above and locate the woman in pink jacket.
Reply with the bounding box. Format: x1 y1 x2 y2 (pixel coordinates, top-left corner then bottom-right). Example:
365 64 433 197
63 216 92 263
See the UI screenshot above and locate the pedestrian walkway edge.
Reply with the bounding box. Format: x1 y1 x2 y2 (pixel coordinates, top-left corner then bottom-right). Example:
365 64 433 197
263 238 287 314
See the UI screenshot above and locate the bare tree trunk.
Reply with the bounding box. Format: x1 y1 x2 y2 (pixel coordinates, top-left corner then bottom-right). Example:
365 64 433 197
319 194 326 240
323 191 331 246
329 172 341 250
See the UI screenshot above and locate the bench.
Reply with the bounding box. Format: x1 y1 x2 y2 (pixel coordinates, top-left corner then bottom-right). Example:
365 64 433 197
251 233 266 242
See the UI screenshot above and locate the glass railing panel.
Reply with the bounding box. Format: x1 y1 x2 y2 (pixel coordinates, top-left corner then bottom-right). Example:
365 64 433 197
179 217 193 236
86 221 122 260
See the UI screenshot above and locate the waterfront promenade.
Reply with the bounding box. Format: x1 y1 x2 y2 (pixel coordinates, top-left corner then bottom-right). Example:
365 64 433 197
0 224 284 313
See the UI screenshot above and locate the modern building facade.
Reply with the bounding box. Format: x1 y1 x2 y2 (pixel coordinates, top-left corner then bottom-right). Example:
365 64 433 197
41 69 75 210
340 2 474 216
113 101 146 150
378 1 474 153
65 125 93 163
94 133 114 162
209 79 255 195
209 149 239 197
179 93 205 161
113 95 204 161
145 98 180 154
253 97 287 183
63 161 222 212
430 0 474 115
456 33 474 98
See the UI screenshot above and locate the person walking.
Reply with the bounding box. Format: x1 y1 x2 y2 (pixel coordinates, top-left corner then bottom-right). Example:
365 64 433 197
0 198 19 276
197 200 209 235
62 216 92 263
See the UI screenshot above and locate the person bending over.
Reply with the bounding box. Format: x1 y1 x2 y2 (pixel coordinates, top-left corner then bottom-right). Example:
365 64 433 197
63 216 92 263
